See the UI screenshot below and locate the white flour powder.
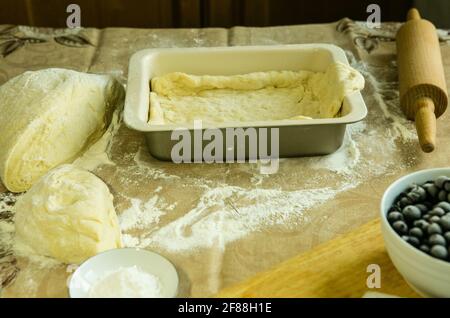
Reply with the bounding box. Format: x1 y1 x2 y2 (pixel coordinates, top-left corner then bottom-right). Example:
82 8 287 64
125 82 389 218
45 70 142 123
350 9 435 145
119 196 175 231
118 120 370 252
345 51 416 142
73 108 122 171
310 121 364 175
88 266 162 298
134 184 353 252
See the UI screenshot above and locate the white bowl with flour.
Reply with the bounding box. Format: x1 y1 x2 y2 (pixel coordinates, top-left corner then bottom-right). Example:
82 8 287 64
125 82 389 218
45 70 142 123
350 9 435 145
69 248 179 298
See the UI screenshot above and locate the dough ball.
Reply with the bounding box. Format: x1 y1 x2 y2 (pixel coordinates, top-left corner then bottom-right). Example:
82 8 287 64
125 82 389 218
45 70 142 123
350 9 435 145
14 164 122 264
0 68 124 193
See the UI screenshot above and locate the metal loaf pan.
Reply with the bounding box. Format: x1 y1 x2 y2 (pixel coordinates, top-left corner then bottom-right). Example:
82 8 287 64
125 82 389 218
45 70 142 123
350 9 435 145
124 44 367 161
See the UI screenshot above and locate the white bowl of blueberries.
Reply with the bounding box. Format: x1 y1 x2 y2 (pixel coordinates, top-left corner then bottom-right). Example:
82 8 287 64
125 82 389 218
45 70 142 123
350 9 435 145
381 168 450 298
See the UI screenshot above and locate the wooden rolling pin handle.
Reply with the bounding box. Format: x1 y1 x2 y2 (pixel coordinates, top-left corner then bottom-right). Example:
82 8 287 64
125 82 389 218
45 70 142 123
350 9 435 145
407 8 421 21
415 97 436 153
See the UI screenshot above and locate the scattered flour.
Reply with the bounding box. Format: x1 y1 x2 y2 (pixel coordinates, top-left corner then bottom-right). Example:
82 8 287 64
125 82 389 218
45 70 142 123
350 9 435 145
345 51 416 142
120 183 355 252
73 108 122 171
119 196 173 232
310 121 364 175
122 234 140 248
133 149 181 181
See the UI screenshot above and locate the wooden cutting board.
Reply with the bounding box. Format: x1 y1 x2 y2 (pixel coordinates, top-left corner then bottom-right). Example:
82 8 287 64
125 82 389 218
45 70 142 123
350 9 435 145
216 219 420 298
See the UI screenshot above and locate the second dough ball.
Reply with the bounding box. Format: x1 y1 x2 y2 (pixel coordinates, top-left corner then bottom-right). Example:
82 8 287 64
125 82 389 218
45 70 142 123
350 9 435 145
14 165 122 264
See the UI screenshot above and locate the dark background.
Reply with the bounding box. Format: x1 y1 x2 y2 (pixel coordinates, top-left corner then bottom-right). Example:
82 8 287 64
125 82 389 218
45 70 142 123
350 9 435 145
0 0 447 29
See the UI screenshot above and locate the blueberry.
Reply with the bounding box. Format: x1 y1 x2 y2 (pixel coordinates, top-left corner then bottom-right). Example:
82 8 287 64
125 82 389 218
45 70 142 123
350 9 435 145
416 186 427 199
429 207 445 217
430 245 448 260
393 220 408 235
436 202 450 212
439 215 450 231
445 182 450 192
438 190 447 202
429 215 441 223
387 211 403 223
435 176 450 188
419 244 430 254
409 236 421 247
413 219 429 231
429 234 446 246
444 232 450 242
415 204 429 213
428 223 443 235
402 205 422 221
409 227 423 238
423 183 439 198
399 196 414 207
406 186 426 202
402 235 420 247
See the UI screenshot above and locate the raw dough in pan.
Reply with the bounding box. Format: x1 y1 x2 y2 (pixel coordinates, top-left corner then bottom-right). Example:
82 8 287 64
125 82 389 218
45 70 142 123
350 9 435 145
149 62 364 125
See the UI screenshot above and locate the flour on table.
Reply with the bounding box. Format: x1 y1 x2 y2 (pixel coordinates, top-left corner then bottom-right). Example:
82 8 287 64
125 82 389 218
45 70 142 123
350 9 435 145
134 183 355 252
73 108 122 171
345 50 416 142
310 121 364 175
118 176 358 252
133 148 181 181
119 196 174 232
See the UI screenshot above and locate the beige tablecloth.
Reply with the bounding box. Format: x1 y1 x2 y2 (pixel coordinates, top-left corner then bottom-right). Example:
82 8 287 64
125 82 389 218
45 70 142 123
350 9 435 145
0 20 449 297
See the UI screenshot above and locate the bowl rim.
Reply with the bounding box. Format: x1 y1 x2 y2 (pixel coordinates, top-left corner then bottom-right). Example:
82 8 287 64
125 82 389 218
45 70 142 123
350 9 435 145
68 247 179 298
380 167 450 269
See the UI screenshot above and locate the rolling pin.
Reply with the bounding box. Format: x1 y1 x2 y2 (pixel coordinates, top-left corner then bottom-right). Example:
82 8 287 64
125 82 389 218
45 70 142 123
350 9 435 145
396 8 448 153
